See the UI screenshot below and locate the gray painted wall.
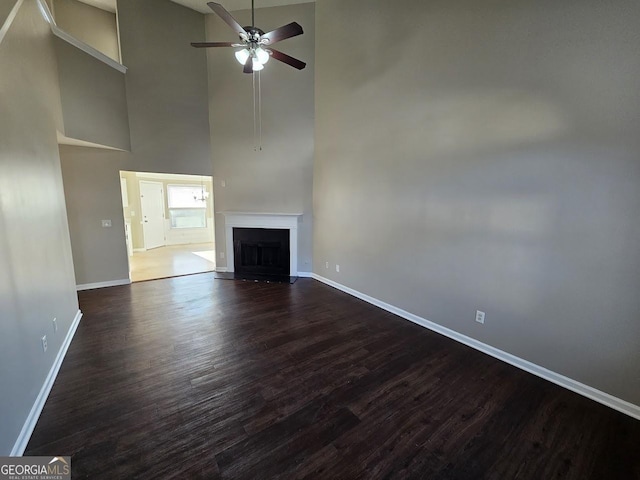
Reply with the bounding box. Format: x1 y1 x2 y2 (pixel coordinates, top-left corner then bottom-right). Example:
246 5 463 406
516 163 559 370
0 0 79 454
314 0 640 405
53 0 120 62
0 1 15 26
60 0 212 285
205 2 314 272
55 36 130 150
61 146 131 285
118 0 211 173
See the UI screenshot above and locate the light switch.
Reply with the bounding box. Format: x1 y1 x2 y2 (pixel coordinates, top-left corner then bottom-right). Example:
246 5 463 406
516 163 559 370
101 220 112 228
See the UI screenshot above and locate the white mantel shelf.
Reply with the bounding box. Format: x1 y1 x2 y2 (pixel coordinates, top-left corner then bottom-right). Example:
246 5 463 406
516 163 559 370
219 212 303 217
220 212 303 276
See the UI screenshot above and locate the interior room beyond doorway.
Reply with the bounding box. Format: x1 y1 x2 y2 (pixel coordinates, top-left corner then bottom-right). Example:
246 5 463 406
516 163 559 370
119 170 215 282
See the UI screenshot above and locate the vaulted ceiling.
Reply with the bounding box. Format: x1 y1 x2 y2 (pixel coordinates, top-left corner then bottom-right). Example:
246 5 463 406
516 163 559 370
170 0 314 14
76 0 314 14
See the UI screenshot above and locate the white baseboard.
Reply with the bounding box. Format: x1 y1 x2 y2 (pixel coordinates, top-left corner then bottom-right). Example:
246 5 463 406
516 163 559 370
133 248 146 253
216 267 228 273
310 273 640 421
11 310 83 456
77 279 131 291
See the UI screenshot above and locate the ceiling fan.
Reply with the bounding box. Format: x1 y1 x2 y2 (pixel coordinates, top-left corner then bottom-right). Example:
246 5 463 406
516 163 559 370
191 1 306 73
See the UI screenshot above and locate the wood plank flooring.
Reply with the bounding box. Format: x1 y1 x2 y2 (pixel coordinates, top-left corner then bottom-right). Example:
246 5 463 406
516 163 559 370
25 273 640 479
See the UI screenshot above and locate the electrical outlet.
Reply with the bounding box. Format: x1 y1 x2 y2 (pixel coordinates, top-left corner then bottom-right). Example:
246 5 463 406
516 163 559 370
336 264 340 273
101 219 112 228
325 261 329 269
221 180 226 187
52 318 57 333
475 310 486 324
42 335 48 352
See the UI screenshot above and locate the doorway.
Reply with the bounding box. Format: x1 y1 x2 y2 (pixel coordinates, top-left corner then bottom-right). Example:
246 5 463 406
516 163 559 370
119 171 216 282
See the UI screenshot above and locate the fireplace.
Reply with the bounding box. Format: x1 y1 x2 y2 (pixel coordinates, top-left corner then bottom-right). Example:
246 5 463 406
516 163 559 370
220 212 302 276
233 228 290 276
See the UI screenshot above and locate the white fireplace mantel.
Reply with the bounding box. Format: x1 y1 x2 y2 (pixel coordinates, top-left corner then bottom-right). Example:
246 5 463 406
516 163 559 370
219 212 303 276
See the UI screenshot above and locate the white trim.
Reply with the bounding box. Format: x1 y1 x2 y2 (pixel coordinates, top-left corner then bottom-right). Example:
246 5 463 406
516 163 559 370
221 212 302 276
11 310 83 456
51 24 127 73
114 0 122 62
133 248 146 253
216 267 228 273
310 273 640 421
57 130 125 151
297 271 313 278
77 278 130 291
219 212 303 217
0 0 24 47
36 0 54 24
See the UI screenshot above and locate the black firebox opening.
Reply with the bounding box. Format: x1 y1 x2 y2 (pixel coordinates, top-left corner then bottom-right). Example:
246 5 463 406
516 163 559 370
233 228 290 276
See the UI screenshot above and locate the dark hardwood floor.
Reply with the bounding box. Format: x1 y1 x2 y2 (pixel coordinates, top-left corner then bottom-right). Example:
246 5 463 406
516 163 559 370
25 273 639 479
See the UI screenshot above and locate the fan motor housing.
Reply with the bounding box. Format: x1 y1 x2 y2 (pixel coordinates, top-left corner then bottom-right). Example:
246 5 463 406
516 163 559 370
243 26 265 42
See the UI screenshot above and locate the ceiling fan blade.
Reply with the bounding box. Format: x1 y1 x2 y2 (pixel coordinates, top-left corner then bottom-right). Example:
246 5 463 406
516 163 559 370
269 48 306 70
191 42 236 48
261 22 303 45
207 2 246 37
243 54 253 74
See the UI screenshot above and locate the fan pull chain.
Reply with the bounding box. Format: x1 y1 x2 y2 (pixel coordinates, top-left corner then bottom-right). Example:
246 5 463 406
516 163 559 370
253 71 257 151
258 70 262 151
252 71 263 151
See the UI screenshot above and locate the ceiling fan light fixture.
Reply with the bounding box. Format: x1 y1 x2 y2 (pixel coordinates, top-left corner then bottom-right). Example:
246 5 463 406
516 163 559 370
255 47 270 64
252 58 264 71
235 48 250 65
191 3 305 73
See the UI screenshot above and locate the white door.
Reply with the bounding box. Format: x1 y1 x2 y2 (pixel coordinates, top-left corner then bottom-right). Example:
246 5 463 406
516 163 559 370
140 181 165 250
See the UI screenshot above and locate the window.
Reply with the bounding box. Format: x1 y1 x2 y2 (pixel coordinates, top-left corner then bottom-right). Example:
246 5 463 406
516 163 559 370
167 185 208 229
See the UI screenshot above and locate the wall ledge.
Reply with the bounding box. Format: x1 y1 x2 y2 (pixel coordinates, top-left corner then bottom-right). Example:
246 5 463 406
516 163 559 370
310 273 640 421
16 0 129 74
51 24 127 73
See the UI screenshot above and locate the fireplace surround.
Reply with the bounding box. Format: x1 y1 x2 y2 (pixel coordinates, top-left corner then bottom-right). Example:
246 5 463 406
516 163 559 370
220 212 302 276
